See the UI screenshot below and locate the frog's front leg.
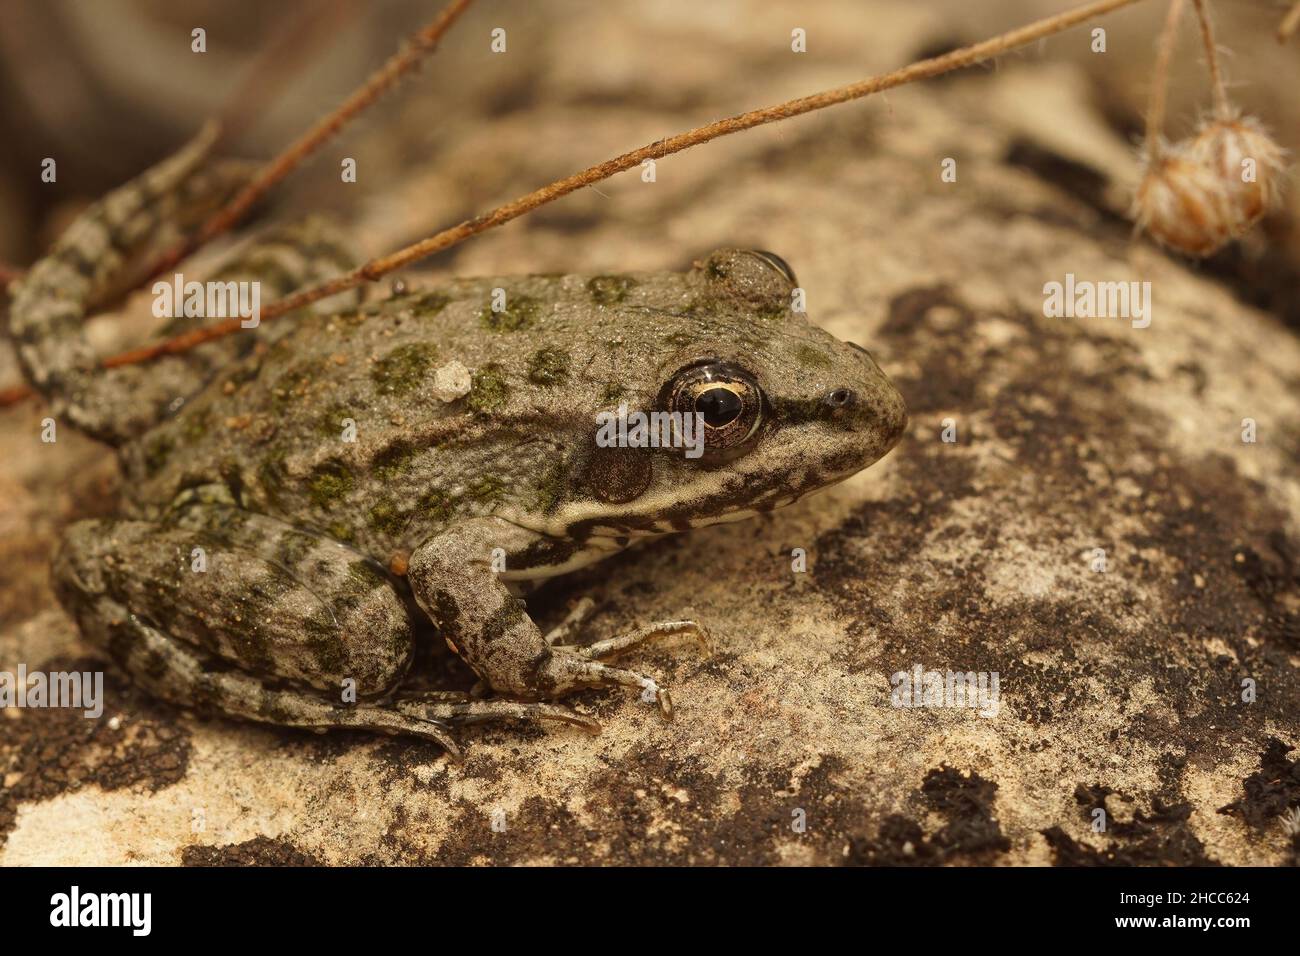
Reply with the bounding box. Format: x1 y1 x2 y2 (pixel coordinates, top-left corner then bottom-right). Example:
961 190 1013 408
408 518 707 716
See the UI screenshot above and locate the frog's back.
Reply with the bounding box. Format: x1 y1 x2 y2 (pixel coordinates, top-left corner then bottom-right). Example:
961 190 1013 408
121 267 692 558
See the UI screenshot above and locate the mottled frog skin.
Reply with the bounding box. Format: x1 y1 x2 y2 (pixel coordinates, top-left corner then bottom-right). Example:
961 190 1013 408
10 128 907 756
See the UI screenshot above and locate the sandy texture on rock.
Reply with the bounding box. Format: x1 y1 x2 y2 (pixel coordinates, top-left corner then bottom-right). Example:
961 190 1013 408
2 0 1298 865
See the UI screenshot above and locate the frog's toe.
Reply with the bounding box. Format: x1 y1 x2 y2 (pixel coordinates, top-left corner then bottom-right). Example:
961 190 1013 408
396 696 601 735
543 597 597 646
539 654 675 720
577 619 711 661
366 711 462 759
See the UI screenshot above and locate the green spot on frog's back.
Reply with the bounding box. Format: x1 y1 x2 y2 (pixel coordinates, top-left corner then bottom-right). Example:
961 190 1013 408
795 343 832 368
467 364 509 413
480 293 541 332
373 440 418 480
527 346 571 386
416 488 455 524
307 460 354 511
371 342 438 396
467 475 506 505
368 499 407 535
588 275 637 306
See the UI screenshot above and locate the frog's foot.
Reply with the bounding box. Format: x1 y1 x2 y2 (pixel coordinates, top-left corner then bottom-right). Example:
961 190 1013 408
543 597 596 646
575 620 712 660
538 654 676 719
408 521 707 725
394 693 601 735
542 619 710 718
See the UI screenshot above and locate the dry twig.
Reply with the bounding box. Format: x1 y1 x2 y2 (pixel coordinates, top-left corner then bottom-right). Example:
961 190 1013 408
146 0 476 281
1146 0 1189 162
1190 0 1229 117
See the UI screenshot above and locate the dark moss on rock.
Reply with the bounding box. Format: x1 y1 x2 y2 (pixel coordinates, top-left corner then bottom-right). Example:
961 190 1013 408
371 342 438 396
467 364 509 413
183 835 320 866
527 346 571 386
480 293 541 332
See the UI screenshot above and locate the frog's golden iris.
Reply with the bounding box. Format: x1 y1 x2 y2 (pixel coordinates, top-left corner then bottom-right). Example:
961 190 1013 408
661 360 763 456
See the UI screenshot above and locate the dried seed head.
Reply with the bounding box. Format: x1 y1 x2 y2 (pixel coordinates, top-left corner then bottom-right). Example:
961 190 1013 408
1135 114 1288 258
1134 144 1237 257
1187 112 1286 232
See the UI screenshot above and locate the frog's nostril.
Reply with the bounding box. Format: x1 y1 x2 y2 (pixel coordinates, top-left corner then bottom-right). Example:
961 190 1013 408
824 388 855 409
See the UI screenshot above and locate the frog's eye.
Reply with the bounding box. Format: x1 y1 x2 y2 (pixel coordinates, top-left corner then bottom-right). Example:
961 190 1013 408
744 250 797 287
662 361 764 454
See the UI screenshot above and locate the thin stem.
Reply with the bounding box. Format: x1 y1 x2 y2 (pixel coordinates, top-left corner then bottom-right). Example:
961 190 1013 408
1147 0 1188 163
1278 1 1300 43
1 0 1147 406
216 0 362 144
1191 0 1230 118
144 0 476 282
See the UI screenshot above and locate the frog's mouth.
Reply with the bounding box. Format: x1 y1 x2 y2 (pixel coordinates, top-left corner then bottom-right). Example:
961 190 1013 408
514 428 900 545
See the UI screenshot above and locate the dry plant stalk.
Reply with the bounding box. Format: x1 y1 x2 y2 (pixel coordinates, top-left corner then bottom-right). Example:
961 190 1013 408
1190 0 1229 117
1145 0 1188 162
1280 2 1300 43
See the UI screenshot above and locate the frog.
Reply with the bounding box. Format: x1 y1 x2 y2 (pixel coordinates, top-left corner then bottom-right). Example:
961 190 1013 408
8 126 908 757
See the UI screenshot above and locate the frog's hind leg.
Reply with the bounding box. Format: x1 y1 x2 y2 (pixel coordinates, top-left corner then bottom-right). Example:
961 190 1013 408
9 124 229 444
53 506 467 751
8 124 358 445
394 693 601 735
112 612 462 755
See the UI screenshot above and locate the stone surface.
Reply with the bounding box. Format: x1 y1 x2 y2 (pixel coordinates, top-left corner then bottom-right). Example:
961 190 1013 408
1 0 1298 865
